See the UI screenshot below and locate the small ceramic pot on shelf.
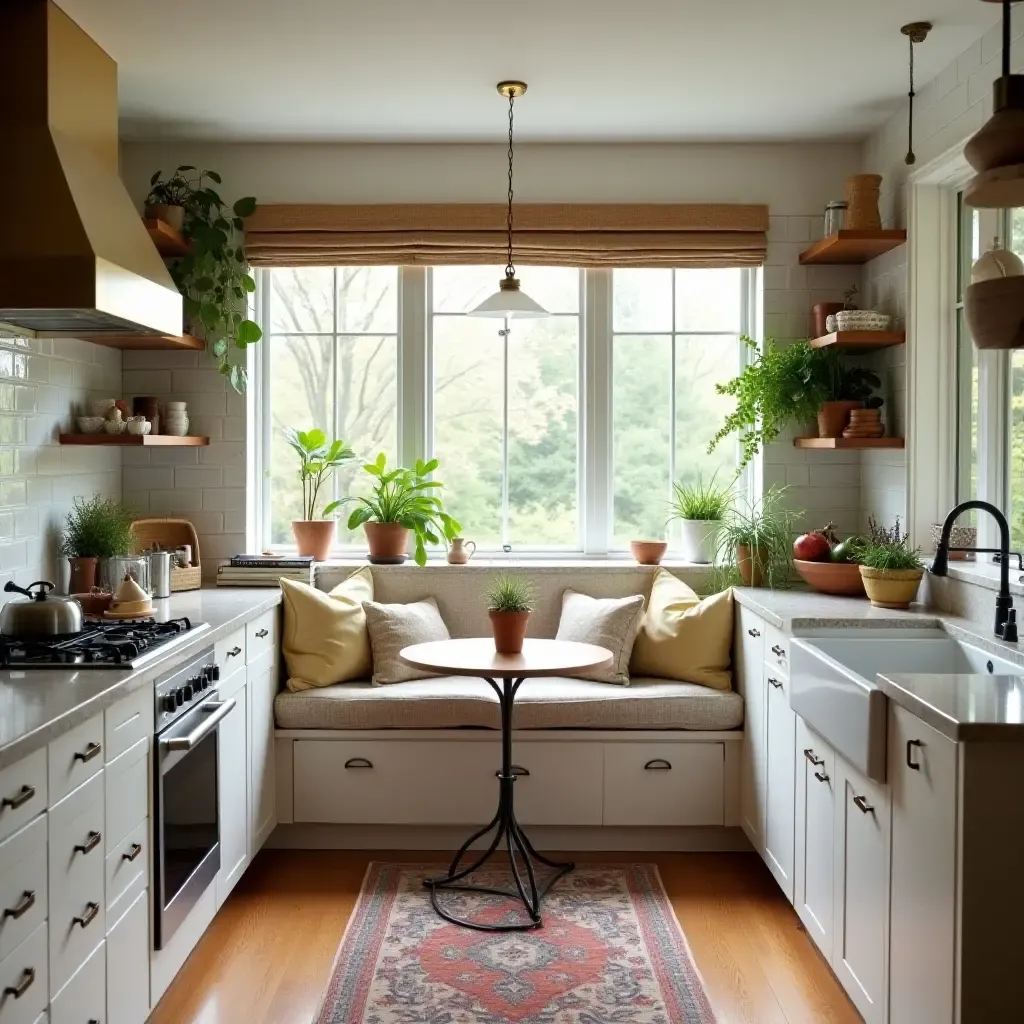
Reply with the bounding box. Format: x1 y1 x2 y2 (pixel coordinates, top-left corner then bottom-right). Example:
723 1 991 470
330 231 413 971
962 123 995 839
163 401 189 437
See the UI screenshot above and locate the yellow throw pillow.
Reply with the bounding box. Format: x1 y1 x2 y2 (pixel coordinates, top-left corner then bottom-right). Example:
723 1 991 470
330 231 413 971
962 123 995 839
630 569 734 690
281 567 374 692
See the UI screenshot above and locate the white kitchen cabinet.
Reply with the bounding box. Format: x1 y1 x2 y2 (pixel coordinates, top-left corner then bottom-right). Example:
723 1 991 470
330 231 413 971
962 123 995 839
50 940 104 1024
217 680 249 906
247 659 277 855
736 605 766 851
794 717 834 960
105 889 149 1024
888 703 957 1024
832 755 889 1024
763 664 795 900
0 923 49 1024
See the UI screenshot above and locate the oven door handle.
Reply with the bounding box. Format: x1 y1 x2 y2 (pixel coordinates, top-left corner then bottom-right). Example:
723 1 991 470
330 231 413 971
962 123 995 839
160 699 236 752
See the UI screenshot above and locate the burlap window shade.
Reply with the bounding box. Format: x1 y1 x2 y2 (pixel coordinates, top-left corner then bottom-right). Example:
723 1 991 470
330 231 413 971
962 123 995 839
243 203 769 269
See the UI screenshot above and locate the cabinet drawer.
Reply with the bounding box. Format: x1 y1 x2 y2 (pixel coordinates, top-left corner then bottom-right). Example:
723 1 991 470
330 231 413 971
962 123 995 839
104 739 148 851
0 752 46 846
603 743 725 826
104 686 152 765
764 624 790 677
0 923 48 1024
511 743 603 826
48 774 105 995
48 716 105 807
105 818 147 920
49 939 104 1024
0 818 47 963
106 889 148 1024
293 740 497 825
215 627 246 680
246 610 277 666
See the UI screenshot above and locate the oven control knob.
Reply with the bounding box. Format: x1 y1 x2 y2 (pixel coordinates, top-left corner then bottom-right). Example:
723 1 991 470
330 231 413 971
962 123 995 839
173 688 184 708
161 694 177 714
182 684 194 702
204 664 220 683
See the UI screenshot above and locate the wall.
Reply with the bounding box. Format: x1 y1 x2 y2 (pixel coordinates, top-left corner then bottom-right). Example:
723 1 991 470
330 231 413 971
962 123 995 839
0 333 122 604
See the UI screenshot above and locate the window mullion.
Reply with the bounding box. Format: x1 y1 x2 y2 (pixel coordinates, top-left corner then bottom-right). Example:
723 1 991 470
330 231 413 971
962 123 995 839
583 268 612 555
502 319 510 546
400 267 428 467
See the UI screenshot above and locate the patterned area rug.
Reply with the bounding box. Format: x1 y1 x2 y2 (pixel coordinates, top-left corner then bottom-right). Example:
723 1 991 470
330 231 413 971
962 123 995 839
315 862 717 1023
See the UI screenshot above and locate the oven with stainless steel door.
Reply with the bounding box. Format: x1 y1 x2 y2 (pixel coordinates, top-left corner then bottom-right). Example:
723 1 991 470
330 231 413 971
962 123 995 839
153 648 231 949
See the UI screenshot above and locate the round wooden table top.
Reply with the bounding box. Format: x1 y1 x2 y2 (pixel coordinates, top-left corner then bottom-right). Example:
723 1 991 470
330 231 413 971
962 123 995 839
399 637 613 679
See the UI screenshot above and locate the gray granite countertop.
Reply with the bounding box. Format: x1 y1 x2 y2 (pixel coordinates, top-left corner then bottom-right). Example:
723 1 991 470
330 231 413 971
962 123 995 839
0 587 281 771
732 587 939 632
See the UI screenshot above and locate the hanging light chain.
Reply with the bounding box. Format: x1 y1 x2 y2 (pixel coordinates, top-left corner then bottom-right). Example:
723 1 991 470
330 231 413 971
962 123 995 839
906 31 917 165
506 89 516 279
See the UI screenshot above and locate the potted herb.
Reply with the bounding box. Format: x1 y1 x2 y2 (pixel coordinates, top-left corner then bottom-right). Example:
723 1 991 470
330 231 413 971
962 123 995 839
345 454 460 566
284 428 358 561
669 473 733 564
486 574 534 654
817 352 883 439
858 516 924 609
144 166 193 231
714 487 798 588
59 495 136 593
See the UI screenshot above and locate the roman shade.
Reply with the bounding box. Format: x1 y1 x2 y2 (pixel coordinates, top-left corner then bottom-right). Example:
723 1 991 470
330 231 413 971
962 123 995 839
244 203 769 268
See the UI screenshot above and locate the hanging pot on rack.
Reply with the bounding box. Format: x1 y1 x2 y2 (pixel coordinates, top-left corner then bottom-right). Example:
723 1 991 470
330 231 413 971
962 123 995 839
1 581 83 638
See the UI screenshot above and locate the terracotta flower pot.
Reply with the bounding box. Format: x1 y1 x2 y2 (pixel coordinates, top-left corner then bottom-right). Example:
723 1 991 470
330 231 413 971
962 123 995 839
630 540 667 565
736 544 769 587
364 522 410 562
812 301 844 338
67 556 98 595
291 520 335 561
489 609 530 655
817 400 863 438
144 202 186 232
858 566 924 610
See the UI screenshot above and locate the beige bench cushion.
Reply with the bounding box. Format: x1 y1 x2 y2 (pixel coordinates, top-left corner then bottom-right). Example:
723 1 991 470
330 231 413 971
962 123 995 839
274 675 743 731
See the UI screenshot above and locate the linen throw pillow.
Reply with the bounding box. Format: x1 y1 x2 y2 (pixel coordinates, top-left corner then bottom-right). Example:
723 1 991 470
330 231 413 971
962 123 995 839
554 589 645 685
631 568 734 690
362 597 451 685
281 567 373 692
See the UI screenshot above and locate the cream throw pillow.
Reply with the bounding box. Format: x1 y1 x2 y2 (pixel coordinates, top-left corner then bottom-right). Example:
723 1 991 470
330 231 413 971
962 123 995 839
281 567 373 692
631 569 734 690
362 597 451 685
554 590 645 685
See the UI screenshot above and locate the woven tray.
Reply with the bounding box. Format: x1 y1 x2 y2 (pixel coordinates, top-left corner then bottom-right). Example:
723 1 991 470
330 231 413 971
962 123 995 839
131 518 203 592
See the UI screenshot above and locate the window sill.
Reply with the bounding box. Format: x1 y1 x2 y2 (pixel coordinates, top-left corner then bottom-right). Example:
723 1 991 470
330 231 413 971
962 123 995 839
312 557 717 572
942 559 1024 597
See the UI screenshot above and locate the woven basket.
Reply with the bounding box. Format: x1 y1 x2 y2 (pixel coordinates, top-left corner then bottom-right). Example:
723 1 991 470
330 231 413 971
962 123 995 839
130 518 202 592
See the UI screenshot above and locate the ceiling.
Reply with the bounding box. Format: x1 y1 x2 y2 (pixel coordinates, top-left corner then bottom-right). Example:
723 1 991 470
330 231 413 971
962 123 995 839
58 0 999 143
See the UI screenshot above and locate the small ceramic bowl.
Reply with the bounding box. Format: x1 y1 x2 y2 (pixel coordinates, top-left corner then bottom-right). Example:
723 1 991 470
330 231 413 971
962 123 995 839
90 398 116 417
631 540 668 565
104 418 128 435
126 417 151 436
76 416 106 434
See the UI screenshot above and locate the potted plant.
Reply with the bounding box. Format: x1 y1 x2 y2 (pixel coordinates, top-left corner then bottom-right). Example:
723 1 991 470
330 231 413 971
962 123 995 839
816 351 883 439
713 486 798 588
59 495 136 593
144 166 193 231
284 428 357 561
669 473 733 563
858 516 924 609
486 574 534 654
344 454 461 566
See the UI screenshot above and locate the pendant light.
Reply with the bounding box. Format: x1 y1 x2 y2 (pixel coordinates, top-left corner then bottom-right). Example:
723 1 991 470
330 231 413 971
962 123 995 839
468 82 548 319
901 21 932 166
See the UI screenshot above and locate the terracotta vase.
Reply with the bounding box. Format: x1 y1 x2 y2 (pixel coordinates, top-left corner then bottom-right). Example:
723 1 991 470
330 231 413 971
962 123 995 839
291 520 335 561
817 400 863 438
144 203 185 231
844 174 883 231
859 566 924 610
364 522 410 562
630 540 668 565
68 556 98 595
489 610 530 655
736 544 769 587
812 301 844 338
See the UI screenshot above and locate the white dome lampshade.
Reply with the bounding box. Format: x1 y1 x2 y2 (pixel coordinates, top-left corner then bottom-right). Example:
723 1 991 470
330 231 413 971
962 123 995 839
468 277 548 319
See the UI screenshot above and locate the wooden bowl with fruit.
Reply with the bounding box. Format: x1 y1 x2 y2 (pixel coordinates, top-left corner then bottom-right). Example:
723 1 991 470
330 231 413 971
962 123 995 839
793 525 867 597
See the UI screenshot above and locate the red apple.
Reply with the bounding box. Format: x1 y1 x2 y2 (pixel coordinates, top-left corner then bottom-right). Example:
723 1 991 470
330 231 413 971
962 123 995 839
794 532 831 562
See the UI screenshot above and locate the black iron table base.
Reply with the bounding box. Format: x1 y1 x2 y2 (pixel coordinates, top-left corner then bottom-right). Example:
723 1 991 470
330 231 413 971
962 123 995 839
424 675 574 931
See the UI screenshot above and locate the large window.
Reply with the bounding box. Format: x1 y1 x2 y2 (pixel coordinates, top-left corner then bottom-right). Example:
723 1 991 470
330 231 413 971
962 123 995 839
258 265 754 556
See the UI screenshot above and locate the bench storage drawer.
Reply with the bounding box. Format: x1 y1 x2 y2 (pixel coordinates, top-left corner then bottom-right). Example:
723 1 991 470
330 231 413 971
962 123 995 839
511 742 603 826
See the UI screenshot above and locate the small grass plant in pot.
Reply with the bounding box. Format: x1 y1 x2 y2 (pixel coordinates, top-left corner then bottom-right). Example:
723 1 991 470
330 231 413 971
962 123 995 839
714 486 798 589
284 428 357 561
345 454 460 566
858 516 924 609
59 495 136 594
669 473 733 563
486 574 534 655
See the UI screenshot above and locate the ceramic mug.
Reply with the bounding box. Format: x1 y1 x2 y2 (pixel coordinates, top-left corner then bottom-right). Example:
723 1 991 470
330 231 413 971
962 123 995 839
447 538 477 564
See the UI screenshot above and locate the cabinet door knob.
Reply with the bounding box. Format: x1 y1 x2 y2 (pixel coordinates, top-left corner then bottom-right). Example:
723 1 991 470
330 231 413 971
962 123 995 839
747 628 761 638
814 770 830 784
853 794 874 814
803 748 824 767
255 628 269 639
74 830 102 856
73 741 102 764
3 890 35 920
768 677 783 689
3 967 34 999
771 644 786 657
122 842 143 863
906 739 923 770
1 784 35 811
73 901 99 929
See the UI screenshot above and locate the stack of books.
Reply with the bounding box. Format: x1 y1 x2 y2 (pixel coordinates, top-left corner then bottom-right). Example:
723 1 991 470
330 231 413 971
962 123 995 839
216 554 315 588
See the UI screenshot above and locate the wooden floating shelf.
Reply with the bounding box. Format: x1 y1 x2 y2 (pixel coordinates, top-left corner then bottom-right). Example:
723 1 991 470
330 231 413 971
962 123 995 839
76 333 205 351
809 331 906 352
794 437 905 450
799 230 907 266
144 217 191 257
59 434 209 447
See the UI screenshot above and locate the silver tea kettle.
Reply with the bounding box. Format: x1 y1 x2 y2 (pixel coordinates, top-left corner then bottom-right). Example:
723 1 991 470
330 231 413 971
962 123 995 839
1 581 84 638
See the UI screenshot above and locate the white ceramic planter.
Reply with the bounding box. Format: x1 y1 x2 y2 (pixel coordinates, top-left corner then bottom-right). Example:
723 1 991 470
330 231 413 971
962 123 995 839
678 519 718 564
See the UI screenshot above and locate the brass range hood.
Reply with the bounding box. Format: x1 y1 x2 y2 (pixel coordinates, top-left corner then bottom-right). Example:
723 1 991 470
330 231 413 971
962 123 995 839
0 0 182 337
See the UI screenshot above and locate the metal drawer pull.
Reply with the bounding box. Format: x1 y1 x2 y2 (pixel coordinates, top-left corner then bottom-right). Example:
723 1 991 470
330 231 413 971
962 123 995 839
3 890 35 920
499 764 530 778
644 759 672 770
74 830 102 856
73 902 99 929
122 842 143 863
768 677 783 689
74 741 102 763
814 770 830 783
906 739 923 770
747 628 761 638
771 644 786 657
803 748 824 767
1 784 35 811
344 757 373 769
853 795 874 814
227 646 242 658
255 628 269 638
161 699 236 752
3 967 34 999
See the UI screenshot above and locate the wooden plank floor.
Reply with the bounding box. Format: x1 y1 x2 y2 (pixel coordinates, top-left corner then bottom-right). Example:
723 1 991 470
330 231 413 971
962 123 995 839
149 849 861 1024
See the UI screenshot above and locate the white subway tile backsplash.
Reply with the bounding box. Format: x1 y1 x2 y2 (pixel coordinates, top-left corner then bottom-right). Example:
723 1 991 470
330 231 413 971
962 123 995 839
175 466 224 489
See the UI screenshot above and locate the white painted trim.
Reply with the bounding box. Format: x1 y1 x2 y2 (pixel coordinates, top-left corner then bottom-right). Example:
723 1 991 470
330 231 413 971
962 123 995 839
583 268 613 555
274 728 743 743
400 266 427 466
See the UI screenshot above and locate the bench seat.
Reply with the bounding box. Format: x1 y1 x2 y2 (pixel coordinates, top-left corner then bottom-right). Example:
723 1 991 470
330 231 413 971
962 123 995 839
274 676 743 732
